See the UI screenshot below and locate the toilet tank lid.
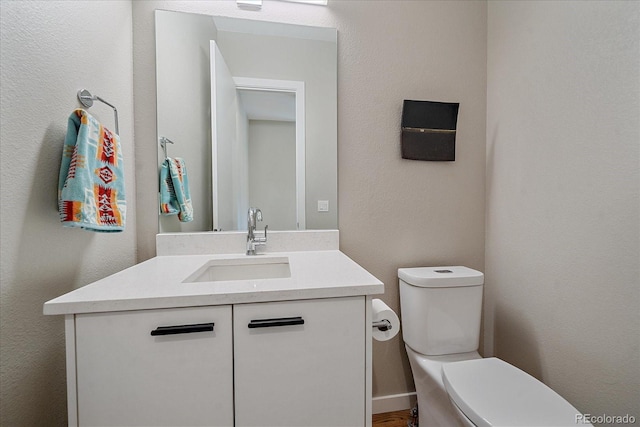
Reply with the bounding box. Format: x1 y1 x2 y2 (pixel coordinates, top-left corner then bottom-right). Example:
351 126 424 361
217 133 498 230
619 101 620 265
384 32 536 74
442 358 587 427
397 266 483 287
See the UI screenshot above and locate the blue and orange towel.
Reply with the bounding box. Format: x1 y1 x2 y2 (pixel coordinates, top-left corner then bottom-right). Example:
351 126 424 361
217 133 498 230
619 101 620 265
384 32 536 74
58 109 126 232
159 157 193 222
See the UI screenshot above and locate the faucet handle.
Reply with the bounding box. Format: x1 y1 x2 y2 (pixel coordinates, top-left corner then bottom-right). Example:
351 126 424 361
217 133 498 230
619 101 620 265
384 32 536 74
255 225 268 244
256 209 263 222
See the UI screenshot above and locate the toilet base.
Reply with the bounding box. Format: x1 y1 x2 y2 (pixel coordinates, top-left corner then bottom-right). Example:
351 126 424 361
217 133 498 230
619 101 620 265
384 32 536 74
405 345 480 427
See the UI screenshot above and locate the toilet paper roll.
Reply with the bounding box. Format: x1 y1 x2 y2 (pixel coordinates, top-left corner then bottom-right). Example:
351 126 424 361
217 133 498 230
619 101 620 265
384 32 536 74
371 298 400 342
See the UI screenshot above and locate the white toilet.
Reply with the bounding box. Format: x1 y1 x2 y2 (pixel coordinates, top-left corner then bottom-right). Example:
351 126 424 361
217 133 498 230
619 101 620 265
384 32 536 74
399 266 590 427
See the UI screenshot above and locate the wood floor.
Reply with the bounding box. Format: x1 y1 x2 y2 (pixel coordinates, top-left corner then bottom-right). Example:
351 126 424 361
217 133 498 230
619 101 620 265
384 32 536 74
372 409 412 427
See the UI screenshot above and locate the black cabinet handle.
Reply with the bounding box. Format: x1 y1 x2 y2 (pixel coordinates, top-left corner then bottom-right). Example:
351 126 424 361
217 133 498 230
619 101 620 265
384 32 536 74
248 316 304 329
151 322 215 336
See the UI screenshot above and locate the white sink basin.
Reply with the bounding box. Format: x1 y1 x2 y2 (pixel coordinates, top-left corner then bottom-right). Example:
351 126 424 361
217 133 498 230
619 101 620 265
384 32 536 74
183 257 291 283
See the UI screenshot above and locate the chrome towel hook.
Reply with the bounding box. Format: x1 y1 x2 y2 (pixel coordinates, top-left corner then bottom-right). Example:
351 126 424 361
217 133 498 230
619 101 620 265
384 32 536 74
77 89 119 135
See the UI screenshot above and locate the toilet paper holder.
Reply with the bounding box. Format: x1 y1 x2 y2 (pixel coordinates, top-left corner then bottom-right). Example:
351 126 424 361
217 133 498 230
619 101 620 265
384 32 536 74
372 319 393 332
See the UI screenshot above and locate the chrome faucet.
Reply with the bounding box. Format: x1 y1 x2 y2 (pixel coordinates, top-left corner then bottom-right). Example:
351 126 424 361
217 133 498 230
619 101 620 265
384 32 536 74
246 207 268 255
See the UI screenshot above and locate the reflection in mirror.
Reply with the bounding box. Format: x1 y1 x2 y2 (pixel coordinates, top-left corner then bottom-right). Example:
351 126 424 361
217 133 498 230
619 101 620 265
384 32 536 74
212 71 304 231
155 10 337 233
240 89 298 231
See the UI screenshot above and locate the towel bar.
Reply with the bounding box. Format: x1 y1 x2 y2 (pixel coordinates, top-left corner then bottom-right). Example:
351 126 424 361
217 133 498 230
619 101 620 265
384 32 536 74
77 89 119 135
159 136 175 158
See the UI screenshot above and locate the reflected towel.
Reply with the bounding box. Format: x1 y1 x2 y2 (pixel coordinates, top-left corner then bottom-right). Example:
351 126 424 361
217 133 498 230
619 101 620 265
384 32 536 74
58 109 126 232
159 157 193 222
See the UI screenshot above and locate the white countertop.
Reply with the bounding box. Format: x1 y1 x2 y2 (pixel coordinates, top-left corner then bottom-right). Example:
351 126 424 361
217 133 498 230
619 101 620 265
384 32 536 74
43 250 384 315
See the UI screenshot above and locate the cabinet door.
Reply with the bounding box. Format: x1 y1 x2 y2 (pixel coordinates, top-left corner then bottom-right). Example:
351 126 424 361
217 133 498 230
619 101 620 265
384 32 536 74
234 297 365 426
75 306 233 426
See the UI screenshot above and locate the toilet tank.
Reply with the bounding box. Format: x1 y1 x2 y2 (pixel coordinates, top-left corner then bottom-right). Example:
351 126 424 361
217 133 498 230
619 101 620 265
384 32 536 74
399 266 484 356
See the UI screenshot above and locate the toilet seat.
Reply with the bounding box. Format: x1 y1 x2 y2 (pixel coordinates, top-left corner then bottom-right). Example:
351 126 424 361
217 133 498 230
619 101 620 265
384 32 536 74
442 358 586 427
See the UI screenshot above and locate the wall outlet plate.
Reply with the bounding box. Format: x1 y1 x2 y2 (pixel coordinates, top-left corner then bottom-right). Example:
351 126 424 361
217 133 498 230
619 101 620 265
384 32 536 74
318 200 329 212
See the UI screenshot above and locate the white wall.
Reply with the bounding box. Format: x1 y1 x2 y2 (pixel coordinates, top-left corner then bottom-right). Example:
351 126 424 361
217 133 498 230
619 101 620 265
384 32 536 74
133 0 487 403
156 11 217 232
236 100 250 229
0 1 135 425
212 40 242 231
486 0 639 418
248 120 297 230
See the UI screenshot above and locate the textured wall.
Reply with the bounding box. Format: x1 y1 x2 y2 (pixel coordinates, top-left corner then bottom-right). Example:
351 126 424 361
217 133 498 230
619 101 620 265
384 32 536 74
486 0 640 419
0 1 135 425
332 1 487 399
133 0 487 401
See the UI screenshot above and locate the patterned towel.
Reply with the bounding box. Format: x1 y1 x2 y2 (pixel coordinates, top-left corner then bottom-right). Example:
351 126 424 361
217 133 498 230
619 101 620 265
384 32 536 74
58 109 126 232
159 157 193 222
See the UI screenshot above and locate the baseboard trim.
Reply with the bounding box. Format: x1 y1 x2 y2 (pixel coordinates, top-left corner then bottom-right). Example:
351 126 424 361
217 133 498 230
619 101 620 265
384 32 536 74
372 392 417 414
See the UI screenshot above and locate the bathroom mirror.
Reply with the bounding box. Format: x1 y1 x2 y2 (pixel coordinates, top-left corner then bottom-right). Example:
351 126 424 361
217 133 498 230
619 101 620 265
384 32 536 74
155 10 337 233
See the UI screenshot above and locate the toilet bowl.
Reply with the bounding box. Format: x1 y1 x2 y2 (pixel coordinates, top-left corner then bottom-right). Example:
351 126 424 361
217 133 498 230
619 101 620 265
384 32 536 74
399 266 591 427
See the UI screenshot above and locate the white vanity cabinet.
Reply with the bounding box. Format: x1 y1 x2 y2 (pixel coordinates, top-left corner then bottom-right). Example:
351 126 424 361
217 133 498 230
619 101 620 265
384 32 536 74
45 246 384 427
67 297 366 427
234 296 365 426
72 305 234 426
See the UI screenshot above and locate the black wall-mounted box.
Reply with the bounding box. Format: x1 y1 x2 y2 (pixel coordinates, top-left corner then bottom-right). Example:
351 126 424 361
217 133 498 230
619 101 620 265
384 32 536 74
401 100 459 161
